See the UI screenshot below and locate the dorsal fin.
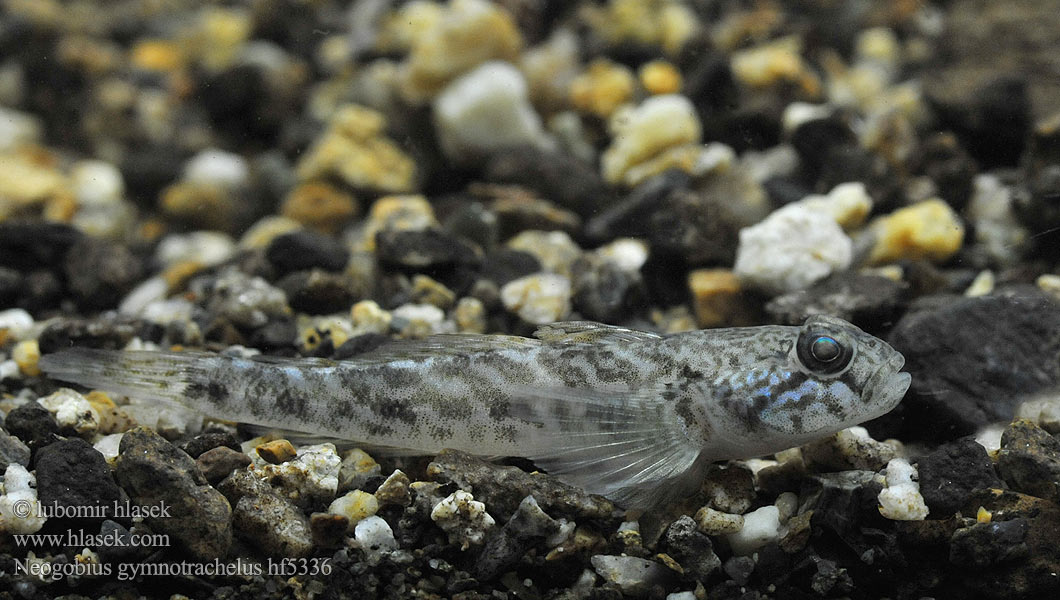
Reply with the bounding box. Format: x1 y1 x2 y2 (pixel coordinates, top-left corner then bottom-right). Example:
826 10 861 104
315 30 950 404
532 321 662 344
348 333 541 365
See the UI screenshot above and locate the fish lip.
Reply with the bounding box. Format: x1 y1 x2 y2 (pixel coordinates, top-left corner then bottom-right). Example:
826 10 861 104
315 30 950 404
863 354 910 416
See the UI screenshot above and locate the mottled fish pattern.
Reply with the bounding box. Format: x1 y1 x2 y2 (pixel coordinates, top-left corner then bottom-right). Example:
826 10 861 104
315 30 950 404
39 315 910 507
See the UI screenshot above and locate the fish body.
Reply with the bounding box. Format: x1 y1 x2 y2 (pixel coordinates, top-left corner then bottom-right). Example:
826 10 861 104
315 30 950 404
40 316 910 507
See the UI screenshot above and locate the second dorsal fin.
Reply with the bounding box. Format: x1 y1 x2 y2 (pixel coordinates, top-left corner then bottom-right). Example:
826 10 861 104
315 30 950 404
533 321 663 344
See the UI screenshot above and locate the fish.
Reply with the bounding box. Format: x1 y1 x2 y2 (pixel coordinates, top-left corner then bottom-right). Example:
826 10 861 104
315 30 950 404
38 315 910 508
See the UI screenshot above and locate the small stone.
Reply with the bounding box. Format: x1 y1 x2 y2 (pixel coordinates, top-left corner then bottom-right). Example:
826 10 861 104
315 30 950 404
702 464 756 514
295 104 416 193
203 268 290 329
184 148 249 188
391 303 448 337
374 469 412 507
693 506 744 535
483 146 612 218
310 512 349 549
688 268 756 328
867 199 965 265
730 36 819 95
639 60 683 95
798 182 874 230
917 437 1002 516
159 181 236 231
37 388 100 434
12 340 40 376
474 494 564 579
410 274 456 310
266 230 350 277
250 443 341 509
0 464 45 534
278 269 359 315
723 555 755 586
586 0 698 55
197 446 252 485
34 438 123 522
500 273 572 324
998 419 1060 504
734 202 853 295
765 271 906 327
726 505 781 555
239 215 303 249
590 555 669 596
329 490 380 527
801 426 897 472
0 429 30 471
571 253 643 323
338 448 382 493
233 487 313 558
0 308 33 340
878 458 930 521
354 515 399 564
569 58 635 118
180 431 241 459
433 61 552 163
256 439 298 465
397 0 522 102
601 94 702 186
453 297 487 333
431 489 496 550
3 402 59 449
376 228 479 270
350 299 393 334
115 428 232 560
506 230 581 277
662 515 721 580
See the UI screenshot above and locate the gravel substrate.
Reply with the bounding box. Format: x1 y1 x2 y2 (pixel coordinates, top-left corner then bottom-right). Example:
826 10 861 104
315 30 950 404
2 1 1060 599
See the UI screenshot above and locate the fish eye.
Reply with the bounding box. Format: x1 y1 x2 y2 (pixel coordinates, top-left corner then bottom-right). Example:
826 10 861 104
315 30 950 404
797 332 852 374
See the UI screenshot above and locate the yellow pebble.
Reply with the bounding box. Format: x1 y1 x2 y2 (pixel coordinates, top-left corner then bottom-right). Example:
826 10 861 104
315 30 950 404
868 199 965 265
688 269 755 328
13 340 41 377
976 506 992 523
329 490 379 528
570 59 635 118
282 181 359 234
256 439 297 464
130 40 186 72
639 60 682 95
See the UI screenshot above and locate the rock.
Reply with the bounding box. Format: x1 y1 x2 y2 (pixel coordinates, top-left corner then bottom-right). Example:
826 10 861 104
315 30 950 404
3 402 60 449
426 449 614 521
248 442 341 510
723 555 755 586
36 316 142 354
661 515 721 580
917 438 1001 516
231 479 313 558
500 273 572 324
453 296 487 333
255 439 297 465
928 76 1031 169
488 188 582 240
702 464 756 515
571 253 643 323
569 58 635 119
180 431 241 459
765 272 906 327
295 104 416 193
693 505 744 535
591 555 670 597
60 235 142 310
966 174 1029 268
726 505 781 555
391 303 448 336
114 427 232 560
881 288 1060 441
997 419 1060 504
374 470 412 507
354 515 399 565
196 446 252 485
801 470 885 537
801 426 897 473
397 0 522 102
687 268 758 328
477 249 541 287
375 229 479 271
266 231 350 275
0 269 22 308
338 448 382 493
33 438 123 523
310 512 349 549
505 230 581 277
280 181 359 234
790 116 858 177
730 36 819 95
0 222 83 272
37 388 100 434
276 269 357 315
202 268 290 329
0 429 30 471
475 495 565 579
878 458 930 521
0 464 46 534
430 489 496 550
734 201 853 295
483 146 613 217
12 340 40 377
601 94 702 186
867 199 965 265
433 61 553 163
329 490 380 526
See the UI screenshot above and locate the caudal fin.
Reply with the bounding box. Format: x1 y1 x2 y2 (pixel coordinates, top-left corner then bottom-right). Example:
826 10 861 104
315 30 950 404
38 348 210 407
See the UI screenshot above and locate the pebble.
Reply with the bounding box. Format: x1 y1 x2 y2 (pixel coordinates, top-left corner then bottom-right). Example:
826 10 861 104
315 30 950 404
453 296 487 333
702 464 756 515
433 61 553 162
877 458 930 521
730 36 820 94
12 340 40 376
114 428 233 560
354 515 399 565
0 464 46 534
37 388 101 434
295 104 416 193
966 174 1028 267
375 228 479 270
694 505 745 535
3 402 60 449
483 146 612 218
586 0 698 55
734 202 853 295
726 505 781 555
500 273 572 324
281 181 358 234
232 480 314 558
764 271 906 326
867 199 965 265
506 230 581 276
266 230 350 276
430 489 496 550
391 303 448 337
34 438 123 522
255 439 298 465
688 268 755 328
0 429 30 471
374 469 412 507
571 253 643 323
916 437 1002 515
196 446 252 484
475 495 566 579
397 0 522 102
0 308 33 340
801 426 897 472
329 490 380 527
239 215 303 249
662 515 721 580
590 555 669 597
569 58 635 118
601 94 701 186
155 231 236 268
204 268 291 329
997 419 1060 504
250 442 341 509
184 148 249 188
337 447 382 493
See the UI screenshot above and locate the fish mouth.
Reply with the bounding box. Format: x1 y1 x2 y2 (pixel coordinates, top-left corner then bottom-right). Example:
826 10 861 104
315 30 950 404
862 353 911 417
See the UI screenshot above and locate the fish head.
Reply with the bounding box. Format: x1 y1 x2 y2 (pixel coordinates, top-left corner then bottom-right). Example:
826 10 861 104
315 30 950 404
706 315 910 454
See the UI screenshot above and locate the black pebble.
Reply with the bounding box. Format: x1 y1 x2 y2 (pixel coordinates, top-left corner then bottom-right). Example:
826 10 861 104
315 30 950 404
266 231 350 276
34 438 125 524
917 438 1002 516
4 403 60 449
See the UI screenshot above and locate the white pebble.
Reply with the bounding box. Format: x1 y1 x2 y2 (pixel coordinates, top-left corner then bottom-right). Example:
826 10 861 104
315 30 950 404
119 276 171 316
594 238 649 272
0 106 42 151
253 443 342 506
430 490 495 550
0 309 34 339
184 148 249 187
601 94 701 185
354 515 399 564
391 303 445 326
877 458 929 521
775 491 799 523
734 203 853 295
155 231 237 267
0 360 18 381
0 464 46 534
93 433 124 463
433 61 554 162
37 388 100 434
782 102 832 134
500 273 572 324
726 505 781 555
798 182 874 229
71 160 125 207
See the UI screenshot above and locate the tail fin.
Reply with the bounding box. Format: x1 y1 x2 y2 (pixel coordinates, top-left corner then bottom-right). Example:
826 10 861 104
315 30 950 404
38 348 210 407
